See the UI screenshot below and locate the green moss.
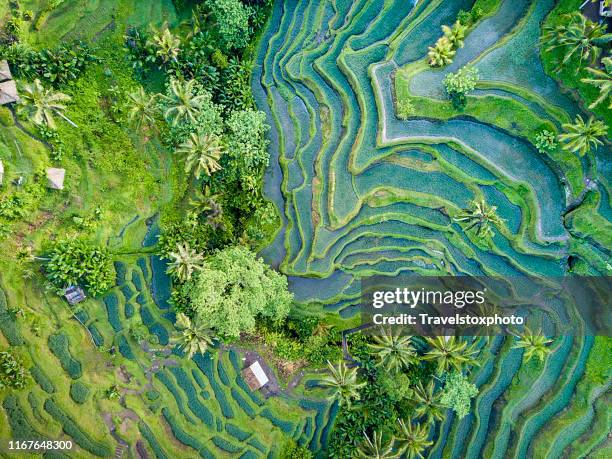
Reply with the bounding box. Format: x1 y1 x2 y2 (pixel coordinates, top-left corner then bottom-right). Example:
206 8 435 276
0 107 14 127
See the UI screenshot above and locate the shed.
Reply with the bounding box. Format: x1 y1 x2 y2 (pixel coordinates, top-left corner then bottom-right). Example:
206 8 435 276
0 160 3 185
65 286 86 305
241 361 269 391
46 167 65 190
0 80 19 106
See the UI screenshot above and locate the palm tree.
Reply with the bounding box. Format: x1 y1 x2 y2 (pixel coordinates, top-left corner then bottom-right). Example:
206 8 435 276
177 132 223 178
395 419 432 459
542 12 609 70
18 79 76 129
161 78 208 126
126 87 158 131
423 336 479 375
582 57 612 109
369 328 417 373
148 23 181 65
442 21 467 48
319 360 365 407
173 312 214 358
454 199 504 238
166 243 205 281
409 380 445 425
559 115 607 157
512 326 552 363
355 430 398 459
428 37 455 67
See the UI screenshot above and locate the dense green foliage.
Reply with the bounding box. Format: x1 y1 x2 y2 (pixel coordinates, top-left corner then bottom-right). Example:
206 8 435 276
45 239 114 296
0 351 29 390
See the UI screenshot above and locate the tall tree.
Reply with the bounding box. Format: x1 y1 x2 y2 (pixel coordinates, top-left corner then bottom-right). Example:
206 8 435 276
165 242 205 281
582 57 612 109
454 199 504 238
126 87 158 131
319 360 365 407
439 371 478 419
18 79 74 129
395 420 432 459
409 380 445 425
369 328 417 373
423 336 479 375
178 132 223 178
512 326 552 363
173 312 214 358
184 246 292 339
161 78 208 126
559 115 607 157
355 431 399 459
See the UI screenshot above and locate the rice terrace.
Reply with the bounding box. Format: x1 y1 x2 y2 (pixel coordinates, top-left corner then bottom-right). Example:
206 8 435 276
0 0 610 458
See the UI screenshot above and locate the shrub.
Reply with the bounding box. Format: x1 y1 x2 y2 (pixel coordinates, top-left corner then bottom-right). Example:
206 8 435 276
69 381 90 404
0 351 29 390
30 365 55 393
44 398 111 457
444 66 479 109
3 395 44 440
124 302 135 319
48 333 82 379
148 323 169 345
397 98 414 119
280 439 313 459
247 437 267 453
118 336 135 360
45 239 114 297
225 423 250 441
230 388 256 418
138 421 169 459
260 408 293 433
103 294 122 332
114 261 127 284
145 390 159 401
88 324 104 347
0 287 24 345
534 129 558 153
217 359 230 385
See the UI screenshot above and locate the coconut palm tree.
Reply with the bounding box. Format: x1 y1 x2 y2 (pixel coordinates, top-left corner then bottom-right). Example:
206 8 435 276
428 37 455 67
148 23 181 65
126 87 158 131
395 419 432 459
18 79 75 129
559 115 607 157
177 132 223 178
582 57 612 109
442 21 467 48
423 336 479 375
173 312 214 359
355 430 399 459
161 78 208 126
166 242 205 281
454 199 504 238
409 380 445 425
319 360 365 407
542 12 609 70
512 326 552 363
369 327 417 373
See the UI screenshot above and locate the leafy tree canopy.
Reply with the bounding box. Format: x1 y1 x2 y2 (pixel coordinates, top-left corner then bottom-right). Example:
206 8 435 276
205 0 253 51
183 245 292 340
439 372 478 419
0 351 29 391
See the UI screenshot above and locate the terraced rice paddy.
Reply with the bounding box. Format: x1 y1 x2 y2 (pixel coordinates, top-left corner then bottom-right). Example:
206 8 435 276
253 0 611 456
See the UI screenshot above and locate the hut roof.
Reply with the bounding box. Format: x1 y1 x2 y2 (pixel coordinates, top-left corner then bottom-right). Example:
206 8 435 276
242 361 269 391
0 61 11 82
65 286 86 305
0 80 19 105
46 168 65 190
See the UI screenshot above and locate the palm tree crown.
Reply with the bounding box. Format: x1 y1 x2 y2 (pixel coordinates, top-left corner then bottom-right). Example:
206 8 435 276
442 21 467 48
428 37 455 67
166 243 205 281
173 312 213 359
542 12 608 70
369 328 417 373
178 132 223 178
395 419 432 459
18 79 72 129
513 326 552 363
149 24 181 64
162 79 208 126
409 380 445 425
126 87 158 131
582 56 612 109
559 115 607 157
319 360 365 407
423 336 479 375
454 199 504 238
355 430 399 459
